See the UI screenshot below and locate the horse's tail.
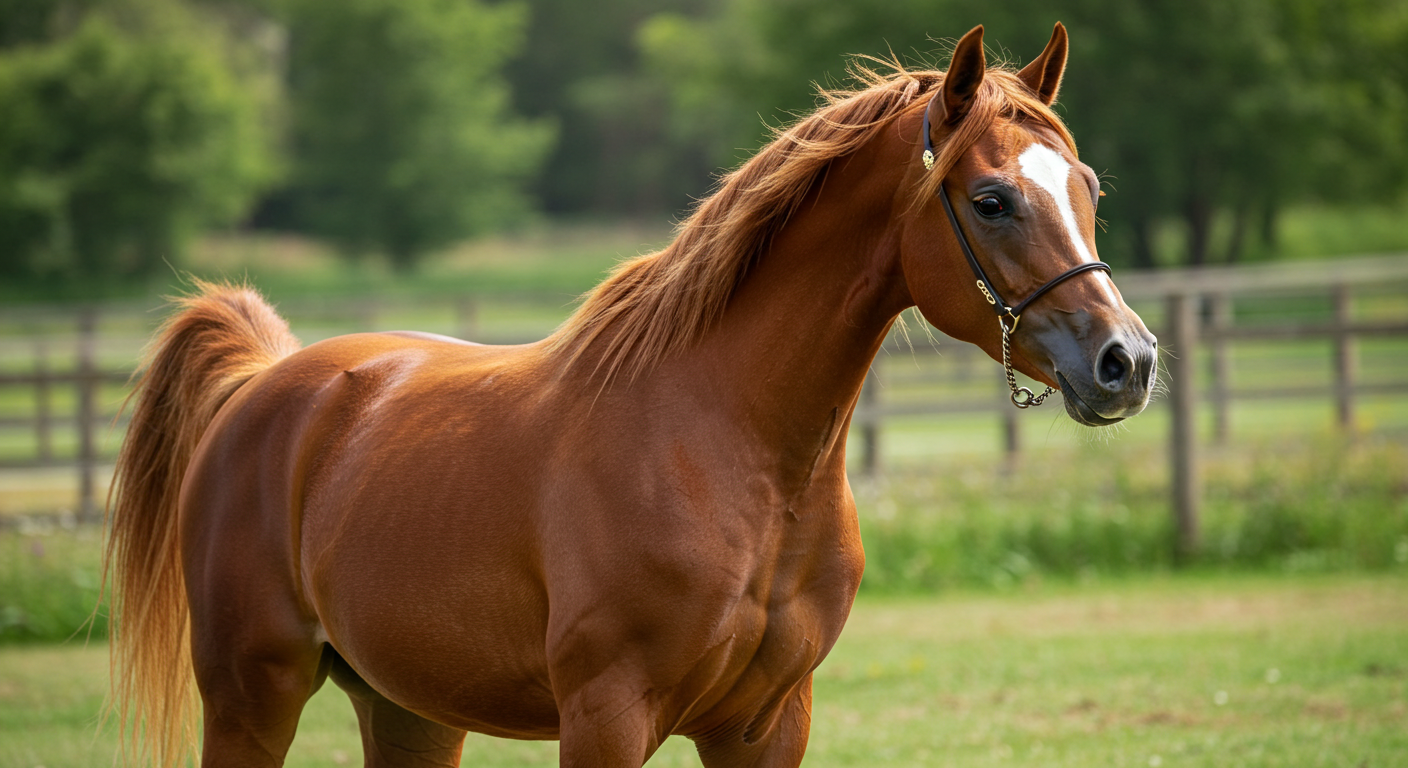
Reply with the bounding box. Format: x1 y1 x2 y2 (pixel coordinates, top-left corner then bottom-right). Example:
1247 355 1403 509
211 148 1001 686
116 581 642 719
103 280 300 768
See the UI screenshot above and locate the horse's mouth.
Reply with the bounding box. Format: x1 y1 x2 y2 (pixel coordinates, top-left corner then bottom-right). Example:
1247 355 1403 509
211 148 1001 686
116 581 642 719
1056 372 1126 427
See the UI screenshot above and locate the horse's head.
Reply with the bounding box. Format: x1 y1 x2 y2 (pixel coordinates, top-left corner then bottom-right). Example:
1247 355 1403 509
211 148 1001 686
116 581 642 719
898 23 1157 426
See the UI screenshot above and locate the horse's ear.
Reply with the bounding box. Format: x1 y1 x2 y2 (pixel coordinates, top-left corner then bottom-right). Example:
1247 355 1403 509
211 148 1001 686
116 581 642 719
929 25 986 133
1017 22 1068 105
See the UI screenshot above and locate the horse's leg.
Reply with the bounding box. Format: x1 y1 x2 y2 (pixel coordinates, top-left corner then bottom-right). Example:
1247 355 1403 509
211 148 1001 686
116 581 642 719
186 504 333 767
556 675 663 768
192 636 333 767
329 654 467 768
693 675 813 768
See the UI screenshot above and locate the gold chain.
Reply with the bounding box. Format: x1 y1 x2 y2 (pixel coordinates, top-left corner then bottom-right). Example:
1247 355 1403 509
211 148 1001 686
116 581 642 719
999 315 1055 409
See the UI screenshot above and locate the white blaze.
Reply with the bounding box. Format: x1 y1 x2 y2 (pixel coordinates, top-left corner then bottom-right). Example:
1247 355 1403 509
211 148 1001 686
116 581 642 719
1017 143 1094 264
1017 142 1120 304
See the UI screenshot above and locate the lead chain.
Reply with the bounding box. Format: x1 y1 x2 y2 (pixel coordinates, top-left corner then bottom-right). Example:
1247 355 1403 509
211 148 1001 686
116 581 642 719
999 315 1055 409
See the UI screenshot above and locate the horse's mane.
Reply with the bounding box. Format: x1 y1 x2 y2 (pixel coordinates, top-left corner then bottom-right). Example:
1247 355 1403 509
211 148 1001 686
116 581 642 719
549 60 1076 383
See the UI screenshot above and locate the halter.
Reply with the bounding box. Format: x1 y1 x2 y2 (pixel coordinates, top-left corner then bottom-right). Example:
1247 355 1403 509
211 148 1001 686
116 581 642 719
921 105 1112 408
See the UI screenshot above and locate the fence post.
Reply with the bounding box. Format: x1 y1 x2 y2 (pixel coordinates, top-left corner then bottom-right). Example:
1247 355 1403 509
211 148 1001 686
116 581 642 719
1209 293 1232 444
1166 292 1200 561
35 340 53 463
1001 399 1020 463
1332 283 1357 436
859 368 879 476
77 309 98 523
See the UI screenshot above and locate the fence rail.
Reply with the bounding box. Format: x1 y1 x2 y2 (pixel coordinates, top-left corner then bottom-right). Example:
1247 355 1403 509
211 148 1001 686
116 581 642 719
3 254 1408 551
851 254 1408 557
1132 258 1408 558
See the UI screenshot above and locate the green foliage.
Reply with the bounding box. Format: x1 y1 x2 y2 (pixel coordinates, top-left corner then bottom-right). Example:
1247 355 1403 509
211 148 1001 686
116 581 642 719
0 4 276 279
503 0 711 216
854 437 1408 592
1051 0 1408 267
0 0 104 48
0 0 552 281
3 0 1402 279
274 0 553 270
0 526 104 644
641 0 1408 268
1206 439 1408 570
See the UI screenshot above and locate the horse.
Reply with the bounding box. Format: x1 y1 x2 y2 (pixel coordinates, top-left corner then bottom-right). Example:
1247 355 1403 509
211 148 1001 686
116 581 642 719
105 22 1156 768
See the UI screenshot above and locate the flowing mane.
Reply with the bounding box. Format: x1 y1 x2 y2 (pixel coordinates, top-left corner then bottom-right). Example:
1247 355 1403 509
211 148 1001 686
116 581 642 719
549 62 1077 383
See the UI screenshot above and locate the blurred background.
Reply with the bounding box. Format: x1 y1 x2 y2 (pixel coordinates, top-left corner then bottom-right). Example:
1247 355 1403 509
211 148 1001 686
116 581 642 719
1 0 1407 765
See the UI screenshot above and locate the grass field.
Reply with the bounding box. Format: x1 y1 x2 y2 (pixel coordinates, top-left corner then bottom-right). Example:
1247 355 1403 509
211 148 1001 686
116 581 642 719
1 574 1405 767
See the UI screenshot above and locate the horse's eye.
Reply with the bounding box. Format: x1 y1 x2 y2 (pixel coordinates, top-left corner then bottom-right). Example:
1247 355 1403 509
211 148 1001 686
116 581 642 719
973 196 1006 218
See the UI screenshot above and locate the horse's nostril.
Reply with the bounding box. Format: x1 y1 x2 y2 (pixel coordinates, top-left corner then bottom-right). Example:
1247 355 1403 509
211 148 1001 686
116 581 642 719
1097 345 1130 388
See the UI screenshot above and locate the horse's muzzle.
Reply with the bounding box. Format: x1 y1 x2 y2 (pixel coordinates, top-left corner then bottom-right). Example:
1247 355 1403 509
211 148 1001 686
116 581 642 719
1056 334 1158 426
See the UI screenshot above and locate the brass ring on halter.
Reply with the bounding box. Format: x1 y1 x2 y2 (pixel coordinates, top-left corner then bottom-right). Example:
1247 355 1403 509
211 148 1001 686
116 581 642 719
1011 387 1036 408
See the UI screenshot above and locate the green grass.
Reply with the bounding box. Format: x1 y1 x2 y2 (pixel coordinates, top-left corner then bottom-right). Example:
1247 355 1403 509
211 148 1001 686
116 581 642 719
0 221 674 306
0 526 104 644
1 575 1405 767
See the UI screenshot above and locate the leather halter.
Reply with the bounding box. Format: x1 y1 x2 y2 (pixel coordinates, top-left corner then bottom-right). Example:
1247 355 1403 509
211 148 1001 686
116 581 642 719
922 105 1111 334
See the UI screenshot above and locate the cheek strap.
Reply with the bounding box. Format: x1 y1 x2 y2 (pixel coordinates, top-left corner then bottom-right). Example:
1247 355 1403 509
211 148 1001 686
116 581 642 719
938 182 1111 332
923 101 1112 332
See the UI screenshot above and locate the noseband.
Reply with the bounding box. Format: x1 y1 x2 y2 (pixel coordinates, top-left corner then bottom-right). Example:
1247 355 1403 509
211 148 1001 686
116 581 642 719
921 107 1112 408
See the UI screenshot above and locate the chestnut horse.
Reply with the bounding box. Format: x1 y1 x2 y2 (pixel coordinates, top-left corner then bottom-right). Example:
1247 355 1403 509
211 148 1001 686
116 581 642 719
106 23 1156 768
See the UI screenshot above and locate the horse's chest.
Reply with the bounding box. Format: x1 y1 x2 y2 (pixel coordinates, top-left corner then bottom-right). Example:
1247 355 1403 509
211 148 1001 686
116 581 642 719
680 500 864 725
541 464 863 735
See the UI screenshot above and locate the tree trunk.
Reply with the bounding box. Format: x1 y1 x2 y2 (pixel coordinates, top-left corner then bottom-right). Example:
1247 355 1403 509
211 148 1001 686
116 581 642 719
1259 202 1279 254
1131 216 1157 270
1224 204 1250 264
1184 193 1213 268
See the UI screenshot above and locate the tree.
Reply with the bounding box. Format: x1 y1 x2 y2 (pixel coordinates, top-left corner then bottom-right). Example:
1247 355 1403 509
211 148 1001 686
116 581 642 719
641 0 1408 268
0 3 275 279
502 0 713 217
1053 0 1408 267
274 0 553 270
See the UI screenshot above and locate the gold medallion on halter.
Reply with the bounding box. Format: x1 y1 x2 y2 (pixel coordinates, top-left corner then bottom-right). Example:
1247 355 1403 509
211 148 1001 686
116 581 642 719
922 149 935 170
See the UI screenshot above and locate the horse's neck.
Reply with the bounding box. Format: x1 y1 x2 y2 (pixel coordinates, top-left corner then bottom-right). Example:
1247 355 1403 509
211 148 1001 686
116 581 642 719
677 147 910 479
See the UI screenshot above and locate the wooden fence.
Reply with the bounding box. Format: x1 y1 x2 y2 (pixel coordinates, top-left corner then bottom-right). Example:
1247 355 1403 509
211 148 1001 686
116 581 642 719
1118 254 1408 557
3 254 1407 553
0 309 130 522
852 253 1408 555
